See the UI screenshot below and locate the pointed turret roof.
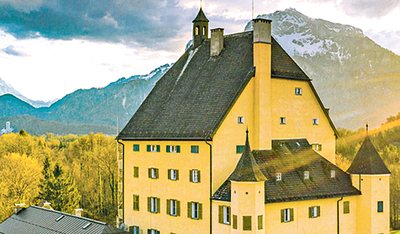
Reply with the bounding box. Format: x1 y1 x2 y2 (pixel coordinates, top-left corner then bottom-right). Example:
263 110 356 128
347 128 390 174
229 130 267 182
192 8 209 22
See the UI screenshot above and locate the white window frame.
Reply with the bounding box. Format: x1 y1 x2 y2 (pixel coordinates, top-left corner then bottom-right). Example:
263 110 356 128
311 206 318 218
169 145 177 153
170 169 177 180
280 117 286 125
304 171 309 179
330 170 335 178
223 206 230 224
192 202 199 219
313 118 319 125
276 172 282 181
238 116 244 124
150 229 159 234
170 199 177 216
312 144 322 151
150 145 157 152
151 168 157 179
283 208 291 222
150 197 158 213
295 87 302 95
192 170 199 183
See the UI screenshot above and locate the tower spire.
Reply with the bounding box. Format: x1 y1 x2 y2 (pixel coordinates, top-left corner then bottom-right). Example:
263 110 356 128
200 0 202 8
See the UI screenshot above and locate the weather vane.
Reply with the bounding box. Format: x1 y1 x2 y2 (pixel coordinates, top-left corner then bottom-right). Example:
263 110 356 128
200 0 202 8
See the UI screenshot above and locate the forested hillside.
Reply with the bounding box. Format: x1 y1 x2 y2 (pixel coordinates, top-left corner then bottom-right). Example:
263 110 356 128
0 132 119 225
336 112 400 229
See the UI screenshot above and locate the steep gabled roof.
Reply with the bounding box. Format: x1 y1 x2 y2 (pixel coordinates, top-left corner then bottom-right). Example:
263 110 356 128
347 136 390 174
229 131 267 182
0 206 126 234
192 8 209 22
212 139 360 203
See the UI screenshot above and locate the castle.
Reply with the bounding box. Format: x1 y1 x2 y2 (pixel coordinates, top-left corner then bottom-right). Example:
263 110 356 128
117 7 390 234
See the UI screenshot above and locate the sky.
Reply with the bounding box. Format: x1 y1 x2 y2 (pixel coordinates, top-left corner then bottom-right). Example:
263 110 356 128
0 0 399 102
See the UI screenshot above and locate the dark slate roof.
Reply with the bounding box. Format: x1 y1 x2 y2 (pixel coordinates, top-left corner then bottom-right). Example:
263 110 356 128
0 206 126 234
193 8 209 22
347 136 391 174
229 131 267 182
117 31 336 140
212 139 361 203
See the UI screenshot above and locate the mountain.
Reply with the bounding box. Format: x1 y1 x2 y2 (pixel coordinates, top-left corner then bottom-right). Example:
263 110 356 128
0 77 56 107
245 8 400 129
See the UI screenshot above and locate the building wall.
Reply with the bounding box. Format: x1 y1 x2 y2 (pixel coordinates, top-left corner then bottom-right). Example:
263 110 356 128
270 78 336 163
122 140 211 233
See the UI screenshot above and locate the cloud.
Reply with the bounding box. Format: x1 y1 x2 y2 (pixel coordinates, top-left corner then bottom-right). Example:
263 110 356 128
2 45 27 56
0 0 201 51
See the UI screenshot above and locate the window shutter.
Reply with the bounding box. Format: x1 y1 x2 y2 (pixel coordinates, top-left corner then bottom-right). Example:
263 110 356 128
177 200 181 216
281 209 284 223
157 198 160 213
167 199 170 215
168 169 171 179
290 208 294 221
147 197 151 212
233 215 237 229
309 207 312 218
147 145 151 152
188 202 191 218
218 206 223 224
176 170 179 180
166 145 170 153
228 207 231 224
189 170 193 182
156 231 160 234
148 168 151 178
156 145 160 152
177 145 180 153
317 206 320 217
147 229 151 234
198 170 201 183
199 203 203 220
156 168 159 179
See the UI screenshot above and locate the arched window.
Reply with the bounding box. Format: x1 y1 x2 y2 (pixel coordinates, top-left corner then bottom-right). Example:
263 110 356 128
195 26 199 35
203 26 206 35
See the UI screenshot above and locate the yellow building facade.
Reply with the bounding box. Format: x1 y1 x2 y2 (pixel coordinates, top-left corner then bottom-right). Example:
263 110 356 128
117 8 390 234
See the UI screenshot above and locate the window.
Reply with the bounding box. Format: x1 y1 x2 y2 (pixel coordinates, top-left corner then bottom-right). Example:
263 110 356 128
238 116 244 124
133 166 139 178
309 206 320 218
243 216 252 231
330 170 335 178
280 117 286 125
148 229 160 234
258 215 263 230
148 197 160 213
378 201 383 213
133 194 139 211
313 118 319 125
218 205 231 225
133 144 139 152
233 215 238 229
203 26 206 35
168 169 179 181
188 202 202 220
304 171 309 179
276 173 282 181
295 87 302 95
343 201 350 214
167 199 180 216
167 145 180 153
312 144 322 151
191 145 199 154
148 168 159 179
147 145 160 152
130 226 140 234
236 145 245 154
195 26 199 35
281 208 294 222
190 169 200 183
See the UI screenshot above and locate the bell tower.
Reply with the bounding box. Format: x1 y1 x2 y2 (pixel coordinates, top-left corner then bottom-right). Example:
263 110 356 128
192 7 209 48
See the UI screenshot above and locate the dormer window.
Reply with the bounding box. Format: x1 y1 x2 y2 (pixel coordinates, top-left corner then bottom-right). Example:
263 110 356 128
276 172 282 181
312 144 322 151
330 170 336 178
304 171 309 179
238 116 244 124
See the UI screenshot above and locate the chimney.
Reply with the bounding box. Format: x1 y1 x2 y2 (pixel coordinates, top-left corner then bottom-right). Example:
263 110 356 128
75 208 83 217
210 28 224 56
14 203 26 215
253 18 271 43
252 18 272 150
